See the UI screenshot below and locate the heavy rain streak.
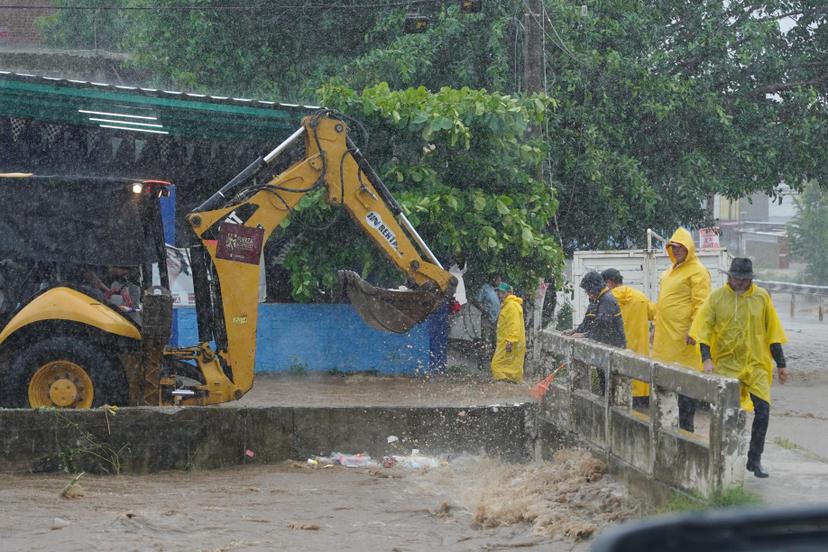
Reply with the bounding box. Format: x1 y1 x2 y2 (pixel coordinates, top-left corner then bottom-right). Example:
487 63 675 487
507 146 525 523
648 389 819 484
0 1 826 551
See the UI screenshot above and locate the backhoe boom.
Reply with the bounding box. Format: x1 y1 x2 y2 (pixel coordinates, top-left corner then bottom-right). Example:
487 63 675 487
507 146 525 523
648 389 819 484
182 112 456 403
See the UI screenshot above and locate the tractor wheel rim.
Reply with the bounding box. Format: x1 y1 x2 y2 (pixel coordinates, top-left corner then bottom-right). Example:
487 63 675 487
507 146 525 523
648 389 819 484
28 360 94 409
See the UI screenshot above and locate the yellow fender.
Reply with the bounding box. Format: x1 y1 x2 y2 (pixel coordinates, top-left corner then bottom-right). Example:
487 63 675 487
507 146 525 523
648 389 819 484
0 287 141 345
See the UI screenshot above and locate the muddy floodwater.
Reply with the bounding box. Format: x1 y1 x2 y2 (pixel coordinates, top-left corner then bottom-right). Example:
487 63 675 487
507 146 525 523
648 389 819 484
0 450 636 552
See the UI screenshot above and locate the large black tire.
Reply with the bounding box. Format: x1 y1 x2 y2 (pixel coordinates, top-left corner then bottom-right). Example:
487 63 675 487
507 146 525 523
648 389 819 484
5 336 128 408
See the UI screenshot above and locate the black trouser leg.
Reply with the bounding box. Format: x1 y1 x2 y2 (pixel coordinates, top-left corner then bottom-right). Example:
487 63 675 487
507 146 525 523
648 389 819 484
595 367 606 397
678 394 696 432
748 393 770 465
632 396 650 409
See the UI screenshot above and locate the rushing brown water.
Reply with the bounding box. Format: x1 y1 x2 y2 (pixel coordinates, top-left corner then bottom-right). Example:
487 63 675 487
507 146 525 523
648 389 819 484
0 450 637 551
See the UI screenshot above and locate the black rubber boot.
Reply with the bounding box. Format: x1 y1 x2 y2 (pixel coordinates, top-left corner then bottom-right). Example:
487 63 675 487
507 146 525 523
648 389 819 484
746 460 769 478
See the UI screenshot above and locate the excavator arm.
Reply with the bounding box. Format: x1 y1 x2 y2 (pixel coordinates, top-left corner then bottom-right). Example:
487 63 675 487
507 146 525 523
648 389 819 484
184 112 456 396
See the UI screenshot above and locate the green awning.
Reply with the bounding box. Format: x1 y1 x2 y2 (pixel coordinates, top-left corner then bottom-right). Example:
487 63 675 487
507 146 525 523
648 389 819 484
0 71 316 141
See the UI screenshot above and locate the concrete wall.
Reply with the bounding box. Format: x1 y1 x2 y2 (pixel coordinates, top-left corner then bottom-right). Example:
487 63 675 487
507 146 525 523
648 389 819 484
0 1 54 45
0 404 532 474
173 303 448 375
534 330 746 499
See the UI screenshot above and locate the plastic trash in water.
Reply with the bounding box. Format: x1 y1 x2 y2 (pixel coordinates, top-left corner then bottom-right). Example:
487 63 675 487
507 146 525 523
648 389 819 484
320 452 379 468
308 450 445 470
390 449 442 469
336 453 377 468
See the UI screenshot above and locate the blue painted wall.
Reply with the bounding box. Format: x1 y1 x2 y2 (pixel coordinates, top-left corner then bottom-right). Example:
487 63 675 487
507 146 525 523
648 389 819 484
172 302 448 375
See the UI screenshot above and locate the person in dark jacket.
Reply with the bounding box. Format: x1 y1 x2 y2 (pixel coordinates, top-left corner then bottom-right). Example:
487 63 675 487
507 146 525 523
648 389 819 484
564 271 626 394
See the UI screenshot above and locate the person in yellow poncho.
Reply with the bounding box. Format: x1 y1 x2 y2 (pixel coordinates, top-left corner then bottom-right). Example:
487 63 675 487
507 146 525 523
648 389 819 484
653 227 711 432
602 268 656 407
491 282 525 383
690 258 788 479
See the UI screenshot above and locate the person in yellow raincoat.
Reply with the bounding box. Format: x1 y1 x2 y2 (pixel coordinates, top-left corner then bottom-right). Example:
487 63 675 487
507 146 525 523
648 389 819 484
491 282 525 383
602 268 656 407
653 227 711 432
690 258 788 478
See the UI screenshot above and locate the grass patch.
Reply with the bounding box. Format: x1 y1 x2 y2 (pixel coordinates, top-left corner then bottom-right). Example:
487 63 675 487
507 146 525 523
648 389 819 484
773 437 802 451
663 486 763 513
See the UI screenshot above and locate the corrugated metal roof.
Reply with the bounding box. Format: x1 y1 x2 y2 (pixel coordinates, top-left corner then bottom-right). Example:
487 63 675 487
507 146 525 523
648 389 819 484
0 70 321 141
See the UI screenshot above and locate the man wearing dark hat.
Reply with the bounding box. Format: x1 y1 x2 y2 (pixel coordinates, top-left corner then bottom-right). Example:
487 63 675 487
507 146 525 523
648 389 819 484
690 258 789 478
565 271 626 394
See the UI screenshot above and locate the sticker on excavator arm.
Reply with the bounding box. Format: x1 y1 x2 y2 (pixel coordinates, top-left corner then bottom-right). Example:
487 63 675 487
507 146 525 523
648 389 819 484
366 211 402 256
215 224 264 264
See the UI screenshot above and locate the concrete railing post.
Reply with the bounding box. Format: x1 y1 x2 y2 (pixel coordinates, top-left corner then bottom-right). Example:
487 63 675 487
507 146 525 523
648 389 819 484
709 381 746 493
650 378 664 480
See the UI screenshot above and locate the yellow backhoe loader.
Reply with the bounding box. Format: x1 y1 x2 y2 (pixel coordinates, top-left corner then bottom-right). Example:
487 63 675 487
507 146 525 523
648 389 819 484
0 111 456 408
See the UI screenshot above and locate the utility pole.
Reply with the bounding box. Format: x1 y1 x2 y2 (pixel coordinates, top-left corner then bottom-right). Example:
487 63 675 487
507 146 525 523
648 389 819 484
523 0 543 94
523 0 547 365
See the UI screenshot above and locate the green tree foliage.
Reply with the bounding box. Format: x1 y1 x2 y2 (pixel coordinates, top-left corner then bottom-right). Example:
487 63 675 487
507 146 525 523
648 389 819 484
281 83 562 300
37 0 130 51
39 0 391 101
37 0 827 272
339 4 519 92
337 1 827 252
788 182 828 284
519 0 826 252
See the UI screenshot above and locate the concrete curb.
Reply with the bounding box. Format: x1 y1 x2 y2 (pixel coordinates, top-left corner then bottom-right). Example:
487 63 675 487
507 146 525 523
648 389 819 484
0 404 535 474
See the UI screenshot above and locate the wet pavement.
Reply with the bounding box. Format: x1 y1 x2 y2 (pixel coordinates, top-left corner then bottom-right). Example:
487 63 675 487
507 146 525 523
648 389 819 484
744 311 828 505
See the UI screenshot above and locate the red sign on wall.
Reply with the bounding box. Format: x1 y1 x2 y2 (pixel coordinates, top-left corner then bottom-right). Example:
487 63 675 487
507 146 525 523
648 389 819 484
216 224 264 265
699 227 721 249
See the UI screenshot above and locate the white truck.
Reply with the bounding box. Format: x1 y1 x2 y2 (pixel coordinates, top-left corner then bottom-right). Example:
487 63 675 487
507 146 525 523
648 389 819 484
570 229 732 326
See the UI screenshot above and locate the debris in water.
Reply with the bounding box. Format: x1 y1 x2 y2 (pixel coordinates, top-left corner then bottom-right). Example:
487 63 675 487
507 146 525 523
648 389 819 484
368 469 402 479
61 483 85 499
433 501 452 518
387 435 399 444
328 452 379 468
244 449 255 459
310 450 445 470
287 521 320 531
392 452 441 469
50 517 71 530
60 472 85 499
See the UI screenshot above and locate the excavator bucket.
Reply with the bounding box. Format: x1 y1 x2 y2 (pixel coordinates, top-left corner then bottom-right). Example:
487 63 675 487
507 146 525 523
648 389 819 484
338 270 453 334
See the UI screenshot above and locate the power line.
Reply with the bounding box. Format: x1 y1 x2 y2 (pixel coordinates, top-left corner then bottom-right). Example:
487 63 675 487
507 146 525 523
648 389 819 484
521 0 585 66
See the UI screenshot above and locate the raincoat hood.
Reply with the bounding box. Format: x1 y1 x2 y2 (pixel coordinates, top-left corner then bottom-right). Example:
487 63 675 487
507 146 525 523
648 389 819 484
503 294 523 308
653 228 712 370
610 285 637 307
666 227 698 265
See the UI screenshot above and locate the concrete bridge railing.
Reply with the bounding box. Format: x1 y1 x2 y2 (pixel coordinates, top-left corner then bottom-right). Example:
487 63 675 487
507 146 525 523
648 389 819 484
536 330 746 499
